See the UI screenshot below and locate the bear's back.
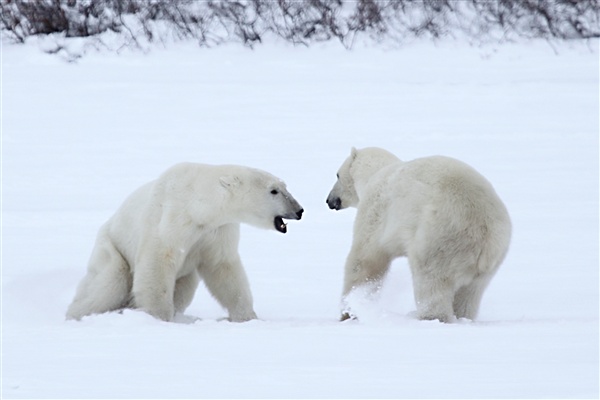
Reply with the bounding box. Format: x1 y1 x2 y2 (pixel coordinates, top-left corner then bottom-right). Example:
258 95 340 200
403 156 501 206
409 156 510 244
381 156 510 239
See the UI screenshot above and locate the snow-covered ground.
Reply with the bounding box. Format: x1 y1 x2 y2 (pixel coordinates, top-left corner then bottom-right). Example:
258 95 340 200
2 37 598 398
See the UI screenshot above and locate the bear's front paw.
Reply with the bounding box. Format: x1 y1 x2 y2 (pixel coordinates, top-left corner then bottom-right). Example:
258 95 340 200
148 309 175 322
137 303 175 322
228 310 258 323
173 313 202 324
340 311 357 322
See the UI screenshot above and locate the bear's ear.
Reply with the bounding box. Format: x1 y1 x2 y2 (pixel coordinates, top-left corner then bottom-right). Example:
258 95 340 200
351 147 358 159
219 175 241 189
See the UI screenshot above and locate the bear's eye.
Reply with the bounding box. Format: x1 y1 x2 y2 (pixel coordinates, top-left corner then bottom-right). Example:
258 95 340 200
336 173 340 179
270 189 278 195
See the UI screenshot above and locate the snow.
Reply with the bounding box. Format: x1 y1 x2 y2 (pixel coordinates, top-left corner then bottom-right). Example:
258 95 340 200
2 37 598 398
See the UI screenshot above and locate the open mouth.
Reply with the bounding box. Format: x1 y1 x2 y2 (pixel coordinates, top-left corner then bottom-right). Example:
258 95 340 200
274 216 288 234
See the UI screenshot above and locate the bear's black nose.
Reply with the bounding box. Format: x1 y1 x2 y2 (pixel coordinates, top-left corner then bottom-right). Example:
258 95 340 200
296 209 304 219
327 197 341 210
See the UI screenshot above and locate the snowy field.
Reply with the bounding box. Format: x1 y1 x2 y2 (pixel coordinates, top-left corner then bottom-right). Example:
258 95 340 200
2 36 598 399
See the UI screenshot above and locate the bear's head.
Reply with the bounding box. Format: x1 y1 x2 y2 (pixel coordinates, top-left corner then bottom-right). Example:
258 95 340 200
220 168 304 234
326 147 399 210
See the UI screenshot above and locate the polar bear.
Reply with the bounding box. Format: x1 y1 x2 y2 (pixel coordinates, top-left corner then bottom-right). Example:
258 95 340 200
326 147 511 322
66 162 304 322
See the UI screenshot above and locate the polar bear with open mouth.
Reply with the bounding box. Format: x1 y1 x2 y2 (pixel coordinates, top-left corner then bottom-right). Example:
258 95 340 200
67 162 304 322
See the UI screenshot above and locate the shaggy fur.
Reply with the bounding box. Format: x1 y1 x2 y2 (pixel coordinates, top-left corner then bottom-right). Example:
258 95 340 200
327 147 511 322
67 163 303 322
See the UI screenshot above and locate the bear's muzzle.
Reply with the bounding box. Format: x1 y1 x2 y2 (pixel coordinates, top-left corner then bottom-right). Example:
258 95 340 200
326 196 342 211
274 207 303 233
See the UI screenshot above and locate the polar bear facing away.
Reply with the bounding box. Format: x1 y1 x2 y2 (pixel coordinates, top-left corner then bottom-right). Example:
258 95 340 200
67 163 303 322
326 147 511 322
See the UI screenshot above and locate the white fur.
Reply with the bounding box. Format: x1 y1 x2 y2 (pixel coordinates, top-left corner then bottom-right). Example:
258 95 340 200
66 163 303 322
327 147 511 322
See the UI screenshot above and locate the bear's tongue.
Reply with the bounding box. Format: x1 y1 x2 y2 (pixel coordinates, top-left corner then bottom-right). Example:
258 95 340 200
274 216 287 234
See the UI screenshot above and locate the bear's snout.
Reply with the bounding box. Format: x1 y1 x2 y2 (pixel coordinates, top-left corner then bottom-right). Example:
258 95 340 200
296 209 304 219
326 196 342 210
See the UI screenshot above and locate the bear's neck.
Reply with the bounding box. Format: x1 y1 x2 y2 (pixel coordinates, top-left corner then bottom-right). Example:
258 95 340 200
353 158 402 201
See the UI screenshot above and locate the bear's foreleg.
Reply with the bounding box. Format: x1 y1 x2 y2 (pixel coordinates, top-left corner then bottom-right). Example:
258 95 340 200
340 244 392 321
199 253 257 322
131 250 179 321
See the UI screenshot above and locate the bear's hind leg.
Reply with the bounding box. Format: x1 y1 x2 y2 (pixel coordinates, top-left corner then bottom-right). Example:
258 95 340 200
412 274 455 323
453 273 493 320
66 238 131 320
409 255 455 323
